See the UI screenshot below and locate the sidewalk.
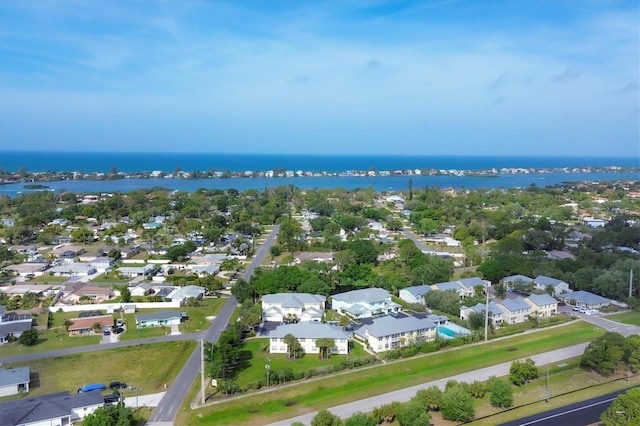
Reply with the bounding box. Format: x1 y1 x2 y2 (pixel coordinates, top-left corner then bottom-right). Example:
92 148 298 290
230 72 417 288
124 391 166 408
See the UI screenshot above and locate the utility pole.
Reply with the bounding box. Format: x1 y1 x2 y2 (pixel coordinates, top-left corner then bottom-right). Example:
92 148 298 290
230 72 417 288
484 283 490 342
630 269 634 299
200 338 205 405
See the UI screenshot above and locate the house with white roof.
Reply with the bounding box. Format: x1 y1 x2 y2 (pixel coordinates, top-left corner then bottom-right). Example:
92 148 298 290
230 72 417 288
267 321 350 355
499 297 532 324
562 290 610 309
50 263 97 277
525 293 558 318
166 285 205 304
331 288 400 319
118 264 154 278
261 293 326 323
353 315 437 353
460 302 505 326
533 275 570 296
399 285 432 305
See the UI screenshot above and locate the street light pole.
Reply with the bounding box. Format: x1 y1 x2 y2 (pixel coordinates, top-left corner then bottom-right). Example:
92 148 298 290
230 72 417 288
265 359 271 387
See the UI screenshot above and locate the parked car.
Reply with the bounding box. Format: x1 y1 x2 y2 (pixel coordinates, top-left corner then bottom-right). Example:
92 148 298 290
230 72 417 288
572 306 581 312
557 301 566 306
78 383 107 393
113 327 124 334
104 394 121 404
109 381 128 390
103 328 111 336
115 319 123 327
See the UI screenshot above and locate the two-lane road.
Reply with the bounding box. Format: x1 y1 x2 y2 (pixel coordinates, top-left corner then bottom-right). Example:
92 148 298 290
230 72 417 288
148 225 279 425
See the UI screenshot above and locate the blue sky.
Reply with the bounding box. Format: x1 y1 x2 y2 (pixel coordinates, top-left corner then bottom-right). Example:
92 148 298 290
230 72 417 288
0 0 638 156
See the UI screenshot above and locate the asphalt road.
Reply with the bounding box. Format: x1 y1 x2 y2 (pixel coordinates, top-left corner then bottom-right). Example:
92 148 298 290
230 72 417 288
269 319 640 426
401 228 429 251
147 225 279 425
500 387 638 426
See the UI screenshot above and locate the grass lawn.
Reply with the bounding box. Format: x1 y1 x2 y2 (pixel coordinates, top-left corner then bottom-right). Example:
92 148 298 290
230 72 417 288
492 315 575 338
606 310 640 326
180 321 603 425
469 364 640 425
233 339 370 388
91 273 130 283
31 276 68 283
4 341 196 398
118 297 226 341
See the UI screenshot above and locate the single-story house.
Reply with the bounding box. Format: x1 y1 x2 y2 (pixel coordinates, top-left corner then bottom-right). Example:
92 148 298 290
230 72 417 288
166 285 205 304
62 282 114 303
2 263 48 278
0 321 33 345
0 390 104 425
50 263 97 277
118 264 154 278
68 315 114 336
0 284 54 297
90 256 115 273
563 290 611 309
546 250 576 261
499 297 532 324
583 217 607 228
135 311 184 328
533 275 570 296
353 315 437 353
131 283 153 297
268 321 350 355
189 264 220 276
261 293 326 323
460 302 505 326
431 277 488 298
525 294 558 318
331 288 400 319
0 367 30 397
398 285 432 305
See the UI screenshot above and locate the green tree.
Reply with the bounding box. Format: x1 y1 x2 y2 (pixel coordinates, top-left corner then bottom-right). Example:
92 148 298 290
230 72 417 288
344 412 376 426
466 311 485 331
581 332 628 375
18 328 39 346
284 333 303 360
311 409 343 426
509 358 539 386
83 404 134 426
440 386 475 422
600 387 640 426
414 386 442 411
118 286 132 303
488 377 513 408
72 227 93 244
316 338 336 359
396 401 430 426
372 401 400 424
277 218 303 253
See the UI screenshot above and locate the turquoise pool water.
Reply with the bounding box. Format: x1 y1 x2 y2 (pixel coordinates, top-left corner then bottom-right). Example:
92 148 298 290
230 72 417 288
437 324 471 339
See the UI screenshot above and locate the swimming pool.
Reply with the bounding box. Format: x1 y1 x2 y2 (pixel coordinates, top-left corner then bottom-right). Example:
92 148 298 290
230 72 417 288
437 323 471 339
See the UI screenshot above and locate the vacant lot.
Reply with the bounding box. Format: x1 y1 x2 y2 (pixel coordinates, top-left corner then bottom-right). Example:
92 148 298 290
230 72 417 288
180 321 602 425
607 310 640 326
4 341 196 397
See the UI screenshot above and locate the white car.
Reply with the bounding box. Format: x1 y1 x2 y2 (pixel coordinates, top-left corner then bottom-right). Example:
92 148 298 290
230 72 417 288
572 306 581 312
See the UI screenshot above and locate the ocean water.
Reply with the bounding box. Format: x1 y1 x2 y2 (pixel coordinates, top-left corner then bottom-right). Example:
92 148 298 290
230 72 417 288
1 172 639 198
1 151 638 174
0 152 638 197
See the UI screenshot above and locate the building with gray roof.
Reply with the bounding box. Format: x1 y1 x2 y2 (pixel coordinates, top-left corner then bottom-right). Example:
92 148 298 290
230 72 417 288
533 275 570 296
0 390 104 426
399 285 432 305
262 293 325 323
499 297 532 324
331 288 400 319
268 321 350 355
460 302 505 326
563 290 610 309
0 367 30 397
501 275 535 289
525 293 558 317
353 315 437 353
